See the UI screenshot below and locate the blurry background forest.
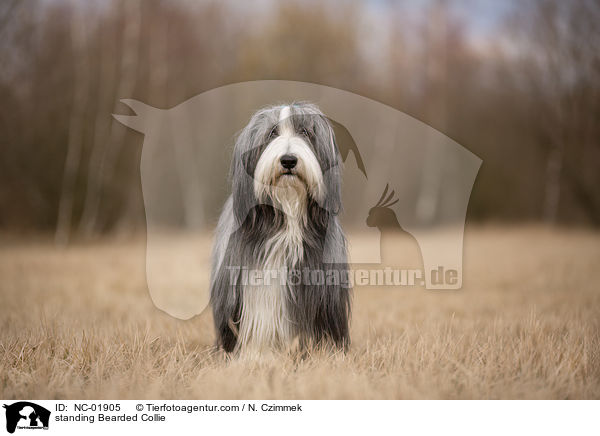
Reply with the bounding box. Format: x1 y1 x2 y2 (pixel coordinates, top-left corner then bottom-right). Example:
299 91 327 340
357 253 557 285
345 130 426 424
2 0 600 401
1 0 599 242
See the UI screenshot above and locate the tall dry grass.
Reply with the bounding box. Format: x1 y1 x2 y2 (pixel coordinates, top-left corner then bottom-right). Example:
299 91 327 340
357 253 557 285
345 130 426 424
1 226 599 399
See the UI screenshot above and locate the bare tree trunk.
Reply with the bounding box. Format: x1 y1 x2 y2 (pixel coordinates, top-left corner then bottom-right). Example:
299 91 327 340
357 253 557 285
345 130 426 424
78 0 141 235
0 0 19 37
543 142 563 224
416 1 447 225
55 2 90 245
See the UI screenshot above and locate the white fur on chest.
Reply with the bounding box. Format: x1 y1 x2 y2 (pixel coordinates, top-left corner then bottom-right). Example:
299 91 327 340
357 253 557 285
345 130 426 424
238 264 292 352
237 201 304 353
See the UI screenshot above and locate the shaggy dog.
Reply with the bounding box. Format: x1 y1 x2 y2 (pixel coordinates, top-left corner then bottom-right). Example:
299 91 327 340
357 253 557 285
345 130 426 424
210 103 351 354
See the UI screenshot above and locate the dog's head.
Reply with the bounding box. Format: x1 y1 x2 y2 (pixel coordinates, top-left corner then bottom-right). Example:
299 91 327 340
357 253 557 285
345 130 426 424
231 102 342 222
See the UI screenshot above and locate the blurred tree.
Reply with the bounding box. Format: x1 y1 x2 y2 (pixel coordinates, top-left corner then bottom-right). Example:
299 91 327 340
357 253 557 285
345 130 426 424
233 1 361 88
505 0 600 225
55 2 92 244
0 0 599 237
78 0 141 236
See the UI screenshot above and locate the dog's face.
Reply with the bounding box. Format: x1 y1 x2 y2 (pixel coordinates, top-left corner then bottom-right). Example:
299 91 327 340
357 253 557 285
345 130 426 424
231 103 342 222
254 106 324 206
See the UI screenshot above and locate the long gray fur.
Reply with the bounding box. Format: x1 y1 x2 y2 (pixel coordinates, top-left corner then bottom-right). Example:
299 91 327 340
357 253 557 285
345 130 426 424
209 102 351 353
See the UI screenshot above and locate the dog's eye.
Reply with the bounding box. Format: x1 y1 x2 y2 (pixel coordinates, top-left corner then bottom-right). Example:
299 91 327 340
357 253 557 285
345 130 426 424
268 125 278 139
300 127 310 137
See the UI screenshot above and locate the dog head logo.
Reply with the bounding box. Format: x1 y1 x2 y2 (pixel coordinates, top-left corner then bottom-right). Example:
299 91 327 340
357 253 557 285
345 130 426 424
114 80 481 319
3 402 50 433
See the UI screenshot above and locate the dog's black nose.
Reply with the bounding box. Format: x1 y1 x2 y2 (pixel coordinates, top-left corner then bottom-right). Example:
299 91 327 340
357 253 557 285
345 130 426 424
280 154 298 169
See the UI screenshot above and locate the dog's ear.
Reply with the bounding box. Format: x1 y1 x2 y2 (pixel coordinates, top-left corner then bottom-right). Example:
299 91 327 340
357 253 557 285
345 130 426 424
323 168 342 216
230 122 261 224
319 117 343 215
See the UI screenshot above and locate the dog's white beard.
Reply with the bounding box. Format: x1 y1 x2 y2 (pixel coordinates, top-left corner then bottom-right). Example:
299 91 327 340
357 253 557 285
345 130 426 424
238 176 307 354
268 176 307 265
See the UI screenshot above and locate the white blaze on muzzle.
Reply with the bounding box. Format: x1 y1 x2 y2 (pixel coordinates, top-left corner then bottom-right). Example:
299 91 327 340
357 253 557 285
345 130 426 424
253 106 325 206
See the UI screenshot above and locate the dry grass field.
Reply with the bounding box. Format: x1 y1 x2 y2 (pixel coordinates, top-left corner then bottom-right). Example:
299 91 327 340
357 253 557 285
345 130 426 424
1 226 599 399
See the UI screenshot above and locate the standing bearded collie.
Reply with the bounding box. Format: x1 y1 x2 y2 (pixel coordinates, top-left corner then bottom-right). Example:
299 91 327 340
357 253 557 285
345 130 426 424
210 102 351 354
